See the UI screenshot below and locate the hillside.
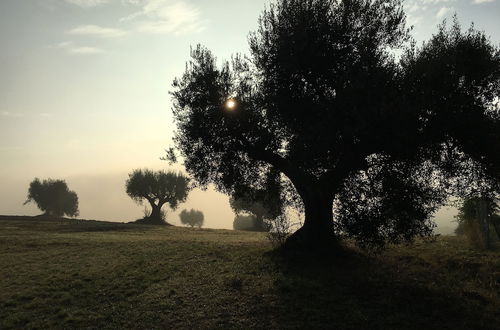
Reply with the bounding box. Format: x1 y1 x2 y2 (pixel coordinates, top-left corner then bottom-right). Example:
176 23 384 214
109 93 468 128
1 217 499 329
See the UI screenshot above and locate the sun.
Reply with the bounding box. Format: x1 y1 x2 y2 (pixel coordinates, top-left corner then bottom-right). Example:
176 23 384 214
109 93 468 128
225 98 237 110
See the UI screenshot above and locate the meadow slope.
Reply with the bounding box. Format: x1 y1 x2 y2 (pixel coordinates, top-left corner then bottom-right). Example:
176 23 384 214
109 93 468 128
1 217 499 329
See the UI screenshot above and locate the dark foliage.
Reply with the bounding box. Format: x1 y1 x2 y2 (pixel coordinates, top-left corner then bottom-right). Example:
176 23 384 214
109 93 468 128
24 178 79 217
126 169 191 225
171 0 500 249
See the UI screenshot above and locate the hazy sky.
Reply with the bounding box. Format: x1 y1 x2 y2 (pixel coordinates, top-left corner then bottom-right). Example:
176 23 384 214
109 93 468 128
1 0 499 230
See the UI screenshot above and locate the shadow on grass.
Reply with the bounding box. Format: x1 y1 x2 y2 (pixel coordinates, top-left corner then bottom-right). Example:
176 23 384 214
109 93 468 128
263 246 500 330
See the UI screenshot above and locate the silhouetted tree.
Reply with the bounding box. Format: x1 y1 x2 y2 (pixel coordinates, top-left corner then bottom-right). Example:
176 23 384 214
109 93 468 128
171 0 500 249
126 169 191 225
24 178 79 217
179 209 204 228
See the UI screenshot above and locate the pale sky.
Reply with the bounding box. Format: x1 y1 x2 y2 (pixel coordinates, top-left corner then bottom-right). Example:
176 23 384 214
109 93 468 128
0 0 499 230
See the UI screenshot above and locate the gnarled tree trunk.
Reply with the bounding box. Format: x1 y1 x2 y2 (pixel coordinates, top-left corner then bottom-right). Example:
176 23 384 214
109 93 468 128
285 181 337 250
148 203 166 225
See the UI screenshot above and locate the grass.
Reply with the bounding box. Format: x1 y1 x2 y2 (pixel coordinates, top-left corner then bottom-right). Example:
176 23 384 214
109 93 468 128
1 217 500 329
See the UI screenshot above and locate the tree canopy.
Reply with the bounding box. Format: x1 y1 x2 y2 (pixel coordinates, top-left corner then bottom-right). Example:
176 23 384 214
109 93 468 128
179 209 204 228
171 0 500 249
126 169 191 225
24 178 79 218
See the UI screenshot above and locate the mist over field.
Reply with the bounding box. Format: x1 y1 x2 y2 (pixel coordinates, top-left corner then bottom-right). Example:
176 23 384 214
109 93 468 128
0 173 458 233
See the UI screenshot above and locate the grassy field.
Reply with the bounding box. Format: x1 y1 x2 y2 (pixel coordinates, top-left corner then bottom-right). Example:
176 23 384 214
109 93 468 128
1 217 500 329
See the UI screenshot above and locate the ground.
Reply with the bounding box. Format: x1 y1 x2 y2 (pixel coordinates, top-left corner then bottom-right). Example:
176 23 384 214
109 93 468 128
1 216 499 329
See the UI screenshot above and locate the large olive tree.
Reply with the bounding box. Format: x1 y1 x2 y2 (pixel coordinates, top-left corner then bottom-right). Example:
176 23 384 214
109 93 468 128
171 0 500 249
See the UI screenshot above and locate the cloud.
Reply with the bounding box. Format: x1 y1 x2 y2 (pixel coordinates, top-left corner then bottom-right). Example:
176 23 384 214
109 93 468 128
0 146 22 152
422 0 455 3
473 0 495 3
67 25 127 38
404 0 455 16
1 111 24 117
1 112 54 118
436 7 453 19
51 41 105 55
56 41 73 48
121 0 206 35
121 0 145 5
64 0 111 8
69 46 105 54
407 15 423 26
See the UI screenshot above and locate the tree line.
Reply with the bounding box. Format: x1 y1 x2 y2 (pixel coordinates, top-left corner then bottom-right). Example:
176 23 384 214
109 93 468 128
23 170 205 228
23 169 280 231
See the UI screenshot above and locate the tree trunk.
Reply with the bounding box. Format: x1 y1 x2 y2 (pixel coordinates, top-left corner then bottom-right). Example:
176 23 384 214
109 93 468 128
478 199 490 249
285 183 337 250
149 203 165 225
492 217 500 241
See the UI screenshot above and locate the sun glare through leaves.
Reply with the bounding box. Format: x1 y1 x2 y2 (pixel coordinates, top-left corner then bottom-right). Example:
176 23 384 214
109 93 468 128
225 98 237 110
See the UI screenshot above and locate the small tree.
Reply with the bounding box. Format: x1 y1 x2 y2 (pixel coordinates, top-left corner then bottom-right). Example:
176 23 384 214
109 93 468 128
24 178 79 217
179 209 204 228
126 169 191 225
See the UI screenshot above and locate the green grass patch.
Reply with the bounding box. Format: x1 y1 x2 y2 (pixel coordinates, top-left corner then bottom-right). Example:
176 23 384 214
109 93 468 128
1 218 499 329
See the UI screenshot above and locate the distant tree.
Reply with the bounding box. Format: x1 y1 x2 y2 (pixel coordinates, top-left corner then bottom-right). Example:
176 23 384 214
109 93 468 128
179 209 204 228
126 169 191 225
230 198 271 232
229 170 283 232
171 0 500 250
233 215 260 231
24 178 79 217
455 197 500 249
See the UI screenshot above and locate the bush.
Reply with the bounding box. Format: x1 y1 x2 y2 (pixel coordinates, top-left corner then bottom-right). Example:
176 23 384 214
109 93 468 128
266 214 293 248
